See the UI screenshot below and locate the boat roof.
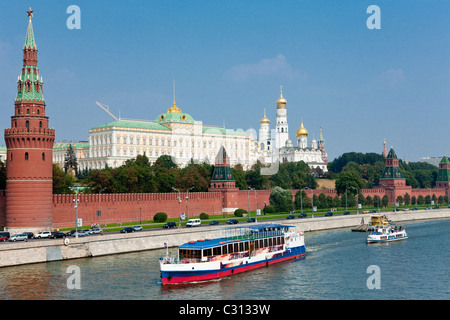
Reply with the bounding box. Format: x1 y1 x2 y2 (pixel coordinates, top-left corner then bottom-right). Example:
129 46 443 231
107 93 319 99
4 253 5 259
179 223 294 250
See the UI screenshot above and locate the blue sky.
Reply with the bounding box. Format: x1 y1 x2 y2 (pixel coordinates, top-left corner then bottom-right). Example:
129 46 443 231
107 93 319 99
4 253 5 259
1 0 449 162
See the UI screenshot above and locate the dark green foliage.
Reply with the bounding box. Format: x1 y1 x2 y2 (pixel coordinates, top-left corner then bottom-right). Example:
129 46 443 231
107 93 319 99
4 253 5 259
234 208 247 217
199 212 209 220
153 212 168 223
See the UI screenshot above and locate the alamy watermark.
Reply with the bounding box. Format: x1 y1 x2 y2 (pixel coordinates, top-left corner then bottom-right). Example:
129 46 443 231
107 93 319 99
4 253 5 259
66 265 81 289
366 265 381 289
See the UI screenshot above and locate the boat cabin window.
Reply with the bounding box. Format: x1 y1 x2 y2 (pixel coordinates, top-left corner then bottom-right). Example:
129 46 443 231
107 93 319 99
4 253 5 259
179 249 201 260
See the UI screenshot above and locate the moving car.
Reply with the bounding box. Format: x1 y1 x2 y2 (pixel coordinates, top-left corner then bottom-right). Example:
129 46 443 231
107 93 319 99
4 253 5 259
209 220 220 225
298 213 307 218
120 227 135 233
1 235 8 242
286 215 295 219
186 219 201 227
73 229 90 237
247 218 256 223
163 222 176 229
325 212 333 217
9 234 28 242
226 219 239 225
132 226 143 231
343 211 351 215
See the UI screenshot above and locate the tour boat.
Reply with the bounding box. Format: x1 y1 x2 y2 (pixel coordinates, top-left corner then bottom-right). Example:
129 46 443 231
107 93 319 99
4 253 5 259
159 223 305 285
366 225 408 244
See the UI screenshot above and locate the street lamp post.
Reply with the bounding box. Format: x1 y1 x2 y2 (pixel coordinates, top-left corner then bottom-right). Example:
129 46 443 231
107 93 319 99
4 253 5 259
172 187 182 227
348 186 359 214
98 187 106 228
72 190 80 238
186 186 194 222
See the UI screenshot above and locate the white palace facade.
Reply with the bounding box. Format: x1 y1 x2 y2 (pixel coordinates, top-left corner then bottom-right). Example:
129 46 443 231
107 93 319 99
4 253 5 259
51 89 328 173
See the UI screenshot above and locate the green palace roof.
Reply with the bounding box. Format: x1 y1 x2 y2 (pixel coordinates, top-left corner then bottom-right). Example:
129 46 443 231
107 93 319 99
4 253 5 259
92 119 171 131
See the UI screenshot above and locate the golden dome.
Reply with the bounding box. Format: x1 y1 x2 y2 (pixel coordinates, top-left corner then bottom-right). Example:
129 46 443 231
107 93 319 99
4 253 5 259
260 108 270 124
276 86 287 108
167 100 181 113
296 120 308 137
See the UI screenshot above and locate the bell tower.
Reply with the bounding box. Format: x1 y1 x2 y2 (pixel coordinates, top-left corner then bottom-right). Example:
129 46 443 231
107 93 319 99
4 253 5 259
4 8 55 233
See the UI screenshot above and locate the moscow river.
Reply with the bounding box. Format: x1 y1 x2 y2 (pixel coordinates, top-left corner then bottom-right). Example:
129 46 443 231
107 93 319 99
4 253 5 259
0 219 448 300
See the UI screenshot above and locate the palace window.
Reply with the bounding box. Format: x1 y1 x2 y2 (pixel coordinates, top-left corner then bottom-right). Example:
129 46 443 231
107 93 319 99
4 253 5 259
25 152 29 161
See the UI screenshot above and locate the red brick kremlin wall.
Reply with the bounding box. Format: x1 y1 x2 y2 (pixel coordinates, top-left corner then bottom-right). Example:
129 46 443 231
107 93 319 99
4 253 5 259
0 187 448 229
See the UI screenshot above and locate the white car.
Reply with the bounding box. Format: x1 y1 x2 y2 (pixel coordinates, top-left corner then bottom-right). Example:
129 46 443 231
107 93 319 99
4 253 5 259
132 226 143 231
9 234 28 242
89 228 103 235
186 219 201 227
33 231 52 239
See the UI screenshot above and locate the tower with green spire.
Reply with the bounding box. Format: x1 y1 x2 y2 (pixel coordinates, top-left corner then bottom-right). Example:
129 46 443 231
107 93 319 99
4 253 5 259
436 156 450 188
208 146 239 213
3 8 55 234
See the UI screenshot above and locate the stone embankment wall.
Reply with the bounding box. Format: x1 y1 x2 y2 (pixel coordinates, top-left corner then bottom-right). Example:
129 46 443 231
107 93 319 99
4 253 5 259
1 209 449 268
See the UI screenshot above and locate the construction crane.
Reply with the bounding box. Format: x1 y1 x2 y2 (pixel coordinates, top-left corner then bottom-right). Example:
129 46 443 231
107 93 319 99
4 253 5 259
96 101 119 121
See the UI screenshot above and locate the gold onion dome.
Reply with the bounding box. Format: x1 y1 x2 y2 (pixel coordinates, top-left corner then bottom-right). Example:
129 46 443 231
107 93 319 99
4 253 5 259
296 120 308 137
167 100 181 113
260 108 270 124
276 86 287 108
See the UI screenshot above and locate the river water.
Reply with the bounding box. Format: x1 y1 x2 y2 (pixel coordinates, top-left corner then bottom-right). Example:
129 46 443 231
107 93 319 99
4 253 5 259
0 219 448 300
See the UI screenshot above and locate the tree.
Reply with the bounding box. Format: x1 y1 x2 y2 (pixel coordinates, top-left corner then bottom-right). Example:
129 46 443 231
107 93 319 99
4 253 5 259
269 186 294 212
335 170 364 195
64 144 78 176
382 195 389 207
53 164 75 194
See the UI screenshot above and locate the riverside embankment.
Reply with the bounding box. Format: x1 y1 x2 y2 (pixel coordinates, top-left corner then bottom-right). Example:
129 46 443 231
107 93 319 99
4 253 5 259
1 209 449 268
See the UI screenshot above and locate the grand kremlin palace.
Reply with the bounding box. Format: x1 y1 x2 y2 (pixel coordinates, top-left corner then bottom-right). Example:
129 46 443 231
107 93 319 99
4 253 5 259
34 91 328 172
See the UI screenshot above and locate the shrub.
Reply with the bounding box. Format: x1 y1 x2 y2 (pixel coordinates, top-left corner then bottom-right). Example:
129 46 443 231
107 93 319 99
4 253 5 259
263 205 276 214
153 212 168 223
234 208 247 217
199 212 209 220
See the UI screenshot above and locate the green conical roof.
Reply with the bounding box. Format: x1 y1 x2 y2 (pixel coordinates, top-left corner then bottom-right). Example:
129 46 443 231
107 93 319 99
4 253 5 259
437 155 450 183
386 147 397 159
24 17 37 50
440 155 450 164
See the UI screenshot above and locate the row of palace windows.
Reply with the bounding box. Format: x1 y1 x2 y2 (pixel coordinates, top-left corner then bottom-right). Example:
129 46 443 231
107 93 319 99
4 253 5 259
17 108 42 116
10 152 46 161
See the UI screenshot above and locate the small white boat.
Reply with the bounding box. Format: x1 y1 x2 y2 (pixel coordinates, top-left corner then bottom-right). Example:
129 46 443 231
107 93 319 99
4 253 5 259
366 225 408 244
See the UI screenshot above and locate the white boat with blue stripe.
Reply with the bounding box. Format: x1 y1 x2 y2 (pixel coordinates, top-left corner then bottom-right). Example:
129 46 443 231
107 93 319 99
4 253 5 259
159 223 305 285
366 225 408 244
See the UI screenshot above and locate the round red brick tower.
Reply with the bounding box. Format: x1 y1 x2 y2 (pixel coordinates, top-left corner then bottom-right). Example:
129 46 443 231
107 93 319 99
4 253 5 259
4 9 55 233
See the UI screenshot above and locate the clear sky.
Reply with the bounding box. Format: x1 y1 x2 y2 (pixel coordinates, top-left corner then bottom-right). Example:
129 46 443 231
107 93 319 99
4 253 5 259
1 0 449 162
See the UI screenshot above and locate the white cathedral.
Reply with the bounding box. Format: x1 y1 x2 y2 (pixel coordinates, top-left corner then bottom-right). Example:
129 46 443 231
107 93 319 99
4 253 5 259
254 88 328 173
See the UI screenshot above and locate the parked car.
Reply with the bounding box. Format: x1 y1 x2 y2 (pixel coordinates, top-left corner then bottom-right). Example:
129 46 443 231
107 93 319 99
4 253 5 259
247 218 256 223
65 230 76 237
120 227 135 233
325 212 333 217
209 220 220 225
50 232 66 239
33 231 52 239
132 226 143 231
73 229 90 237
298 213 307 218
226 219 239 225
0 232 10 239
23 232 34 239
163 222 177 229
0 235 8 242
9 234 28 242
186 219 201 227
89 228 103 235
286 215 295 220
